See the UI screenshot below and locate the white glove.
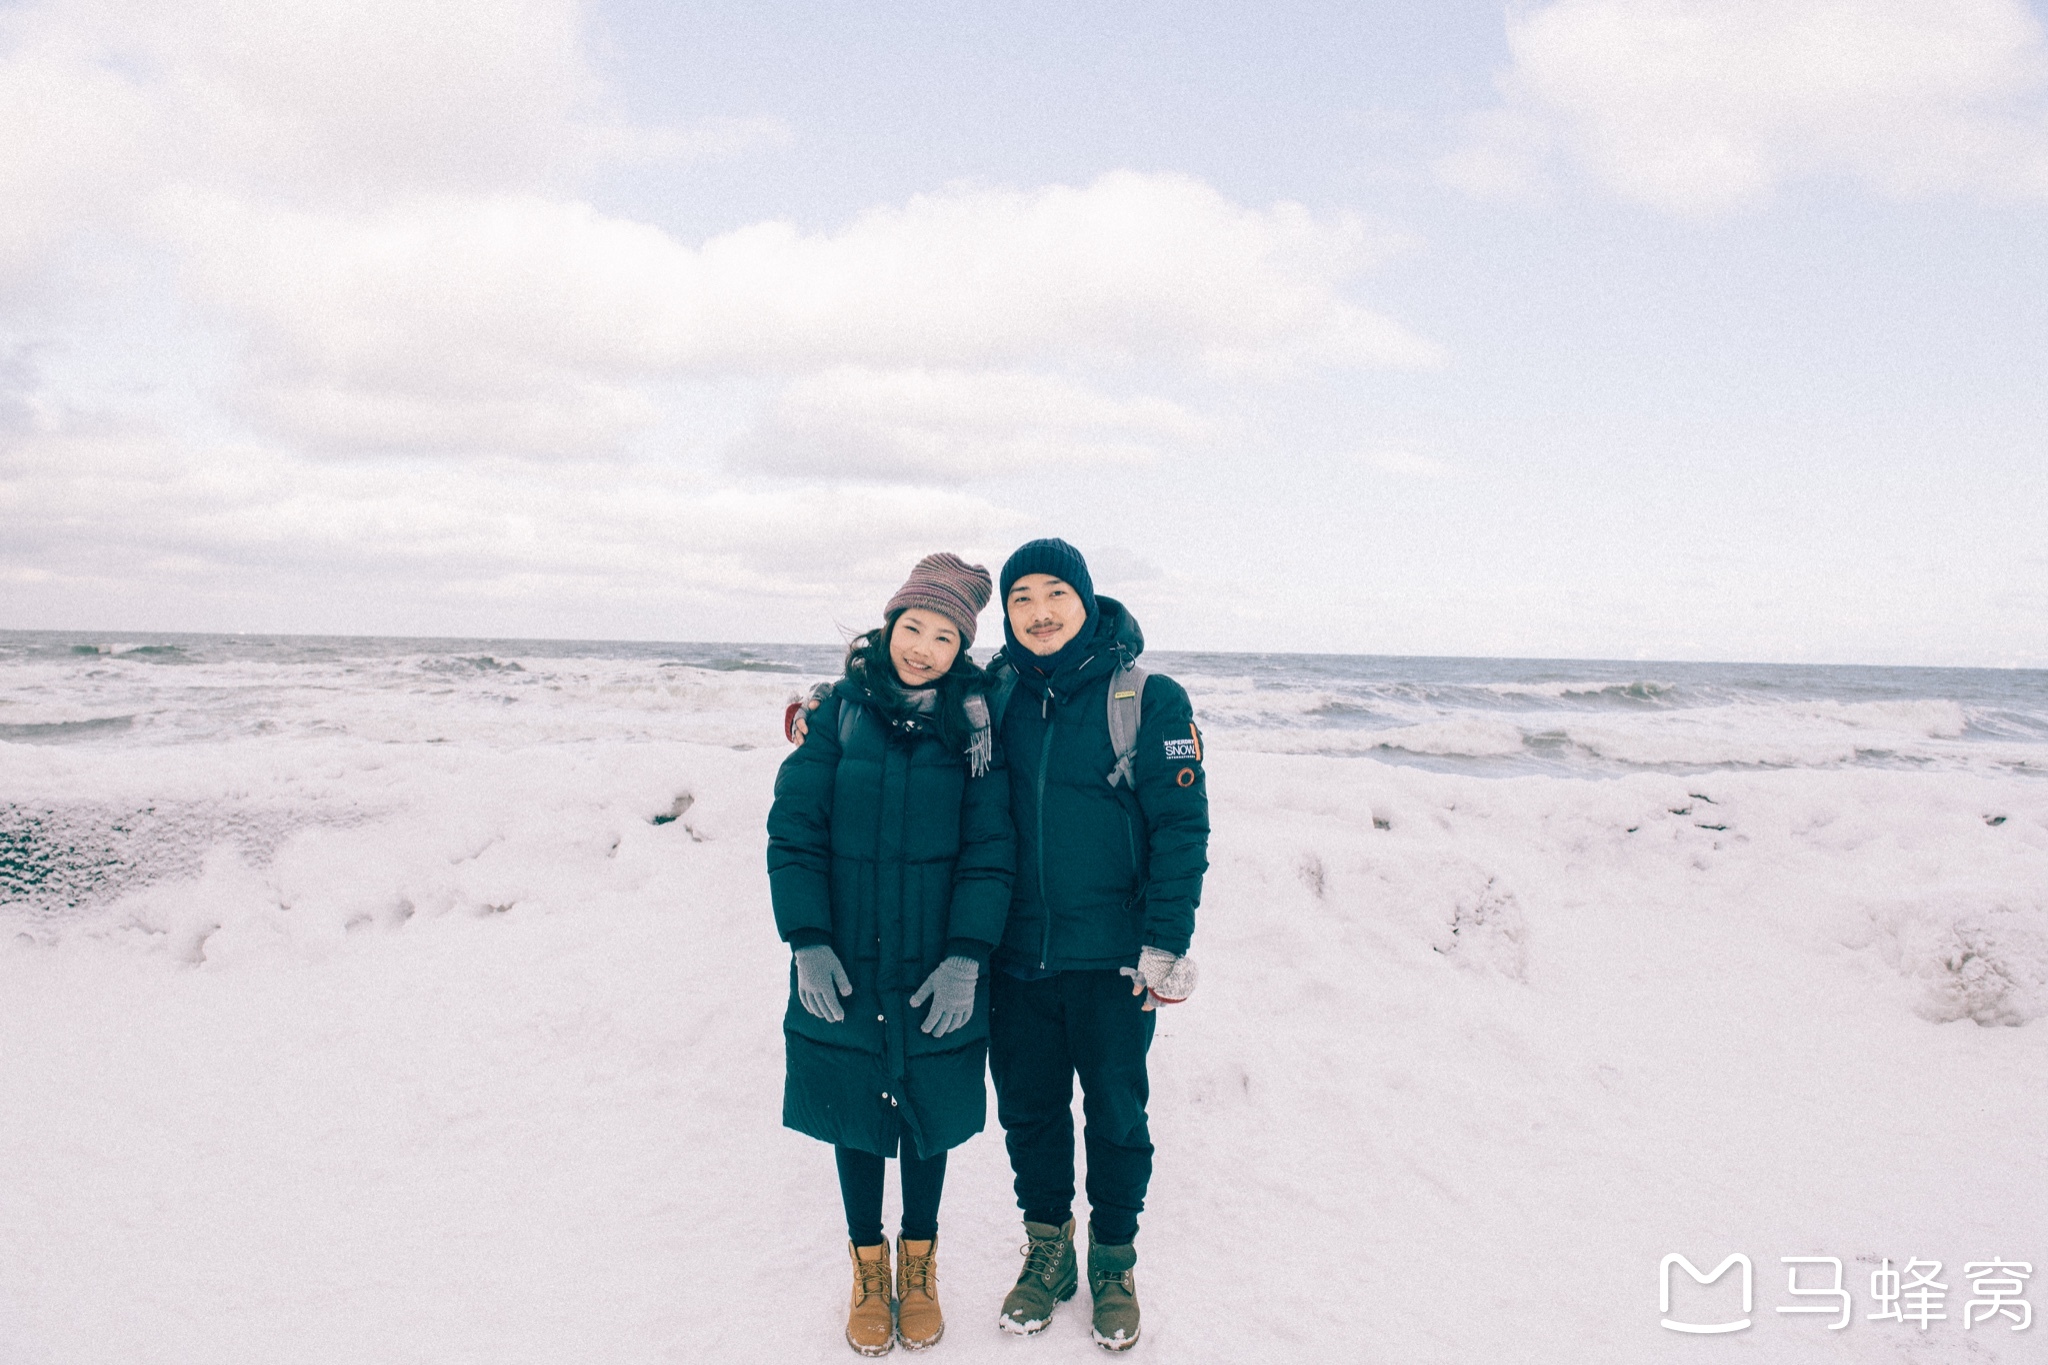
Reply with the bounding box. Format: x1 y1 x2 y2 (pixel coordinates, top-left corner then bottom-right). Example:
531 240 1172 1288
1119 945 1198 1011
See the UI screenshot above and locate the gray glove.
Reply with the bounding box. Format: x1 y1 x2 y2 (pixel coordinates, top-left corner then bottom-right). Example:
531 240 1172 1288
909 955 979 1037
793 944 852 1022
1120 945 1198 1012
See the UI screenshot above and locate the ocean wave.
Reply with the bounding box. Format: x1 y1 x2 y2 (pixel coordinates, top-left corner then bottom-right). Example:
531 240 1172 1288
1 632 2042 778
0 716 137 744
661 657 812 674
1476 679 1677 704
1552 699 1971 769
417 655 528 675
1367 716 1530 759
1206 696 2017 773
1967 708 2048 741
67 643 187 659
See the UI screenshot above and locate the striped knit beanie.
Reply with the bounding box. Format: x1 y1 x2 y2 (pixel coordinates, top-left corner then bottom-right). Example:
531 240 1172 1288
885 552 993 646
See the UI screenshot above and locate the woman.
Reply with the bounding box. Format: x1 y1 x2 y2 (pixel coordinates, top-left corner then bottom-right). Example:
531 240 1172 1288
767 552 1015 1355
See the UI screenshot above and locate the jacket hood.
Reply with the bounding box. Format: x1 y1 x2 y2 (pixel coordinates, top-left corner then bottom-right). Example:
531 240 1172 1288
1093 596 1143 661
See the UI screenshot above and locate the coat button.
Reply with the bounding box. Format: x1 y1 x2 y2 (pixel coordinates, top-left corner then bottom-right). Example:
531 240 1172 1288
877 1014 885 1022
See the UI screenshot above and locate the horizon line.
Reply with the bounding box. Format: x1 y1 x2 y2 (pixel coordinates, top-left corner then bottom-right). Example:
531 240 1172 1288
1 627 2039 675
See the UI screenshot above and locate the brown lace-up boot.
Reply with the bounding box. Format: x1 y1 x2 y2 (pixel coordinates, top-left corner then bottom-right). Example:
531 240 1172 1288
894 1236 943 1349
846 1241 895 1356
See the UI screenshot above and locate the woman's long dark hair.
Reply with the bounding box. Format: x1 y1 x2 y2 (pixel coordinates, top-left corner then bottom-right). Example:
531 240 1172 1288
845 608 989 753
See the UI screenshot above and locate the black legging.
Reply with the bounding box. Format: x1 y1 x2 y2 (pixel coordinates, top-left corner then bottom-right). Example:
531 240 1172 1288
836 1146 948 1246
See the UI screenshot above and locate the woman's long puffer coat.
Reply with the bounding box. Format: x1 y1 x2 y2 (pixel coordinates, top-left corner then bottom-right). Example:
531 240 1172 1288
766 675 1014 1158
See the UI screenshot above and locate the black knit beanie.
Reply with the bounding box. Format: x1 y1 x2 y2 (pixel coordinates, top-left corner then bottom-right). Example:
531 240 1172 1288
999 538 1097 617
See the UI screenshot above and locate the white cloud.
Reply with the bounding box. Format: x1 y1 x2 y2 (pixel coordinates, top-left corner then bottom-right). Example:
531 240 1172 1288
0 0 583 273
1444 0 2048 212
597 115 795 168
114 0 605 195
4 3 1437 470
0 421 1024 632
0 346 38 442
1358 449 1452 478
235 379 664 459
0 0 785 460
0 18 156 280
155 172 1435 455
732 368 1206 480
679 172 1441 375
0 0 1443 640
0 0 772 284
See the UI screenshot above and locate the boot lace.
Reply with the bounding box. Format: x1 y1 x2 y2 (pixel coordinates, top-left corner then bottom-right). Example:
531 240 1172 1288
900 1246 936 1296
854 1252 892 1305
1092 1266 1135 1297
1019 1231 1067 1286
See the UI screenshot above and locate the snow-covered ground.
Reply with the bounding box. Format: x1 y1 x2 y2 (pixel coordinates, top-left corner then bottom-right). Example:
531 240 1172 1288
3 649 2045 1362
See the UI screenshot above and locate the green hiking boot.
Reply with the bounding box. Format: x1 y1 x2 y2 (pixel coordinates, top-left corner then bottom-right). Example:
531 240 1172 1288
1088 1238 1140 1351
997 1219 1077 1335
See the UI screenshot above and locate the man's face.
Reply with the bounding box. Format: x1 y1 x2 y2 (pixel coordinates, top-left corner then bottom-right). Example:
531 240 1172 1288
1006 573 1088 657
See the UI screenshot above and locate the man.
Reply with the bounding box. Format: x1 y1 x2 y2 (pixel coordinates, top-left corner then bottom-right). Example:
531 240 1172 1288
791 537 1208 1351
983 538 1207 1352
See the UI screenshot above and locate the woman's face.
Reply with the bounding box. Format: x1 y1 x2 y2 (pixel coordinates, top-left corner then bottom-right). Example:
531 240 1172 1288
889 608 962 687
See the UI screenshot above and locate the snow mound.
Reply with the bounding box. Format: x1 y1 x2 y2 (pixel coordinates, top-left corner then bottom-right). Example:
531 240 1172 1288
1 800 327 917
1864 895 2048 1026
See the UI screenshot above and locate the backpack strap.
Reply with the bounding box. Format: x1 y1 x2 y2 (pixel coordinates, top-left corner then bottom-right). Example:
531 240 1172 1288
836 693 861 750
982 653 1142 786
985 660 1018 731
1105 658 1148 788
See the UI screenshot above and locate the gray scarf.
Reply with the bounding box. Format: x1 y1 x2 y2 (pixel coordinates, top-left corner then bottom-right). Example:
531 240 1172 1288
961 692 994 778
867 674 993 777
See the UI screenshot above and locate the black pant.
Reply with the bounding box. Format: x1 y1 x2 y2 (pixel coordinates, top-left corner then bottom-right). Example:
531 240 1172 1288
988 968 1156 1245
836 1146 947 1247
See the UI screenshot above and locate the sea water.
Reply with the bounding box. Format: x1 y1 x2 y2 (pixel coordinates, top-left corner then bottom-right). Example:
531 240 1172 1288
4 627 2040 919
2 629 2041 773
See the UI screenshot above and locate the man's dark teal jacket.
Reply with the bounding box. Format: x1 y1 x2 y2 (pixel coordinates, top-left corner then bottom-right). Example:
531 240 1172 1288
993 596 1208 972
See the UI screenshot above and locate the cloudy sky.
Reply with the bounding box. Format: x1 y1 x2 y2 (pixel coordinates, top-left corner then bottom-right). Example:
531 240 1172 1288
3 0 2044 664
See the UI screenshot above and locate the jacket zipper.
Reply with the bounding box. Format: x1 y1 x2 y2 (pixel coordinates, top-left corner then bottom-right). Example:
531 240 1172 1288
1036 686 1055 969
